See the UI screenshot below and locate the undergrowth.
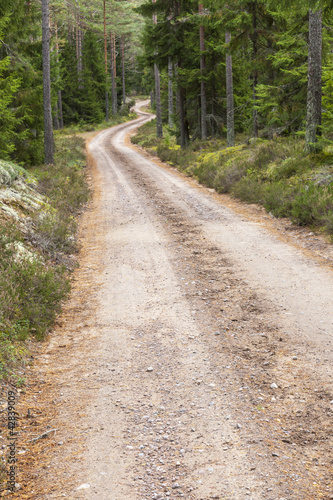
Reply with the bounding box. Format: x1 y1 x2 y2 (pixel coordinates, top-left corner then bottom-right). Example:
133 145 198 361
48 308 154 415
132 120 333 240
0 134 89 381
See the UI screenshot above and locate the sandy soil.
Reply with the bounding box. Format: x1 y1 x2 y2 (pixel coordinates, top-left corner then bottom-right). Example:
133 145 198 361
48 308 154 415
1 103 333 499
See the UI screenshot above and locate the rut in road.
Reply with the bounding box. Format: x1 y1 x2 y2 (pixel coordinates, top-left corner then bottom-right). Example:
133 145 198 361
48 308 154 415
19 106 333 499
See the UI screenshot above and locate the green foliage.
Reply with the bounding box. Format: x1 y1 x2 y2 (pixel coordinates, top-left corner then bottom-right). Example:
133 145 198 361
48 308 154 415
0 223 70 340
0 0 44 165
0 131 89 380
0 57 21 159
31 135 89 255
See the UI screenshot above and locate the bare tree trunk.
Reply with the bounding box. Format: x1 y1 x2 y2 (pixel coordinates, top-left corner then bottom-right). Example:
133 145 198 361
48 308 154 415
252 1 258 138
121 35 126 105
199 3 207 140
52 19 60 130
53 20 63 130
42 0 54 164
75 2 83 88
179 85 187 148
58 90 63 129
111 33 117 115
225 31 235 147
153 0 163 138
305 9 322 152
103 0 109 121
168 57 174 128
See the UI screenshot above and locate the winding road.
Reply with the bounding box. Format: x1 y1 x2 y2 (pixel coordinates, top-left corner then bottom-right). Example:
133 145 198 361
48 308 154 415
19 103 333 499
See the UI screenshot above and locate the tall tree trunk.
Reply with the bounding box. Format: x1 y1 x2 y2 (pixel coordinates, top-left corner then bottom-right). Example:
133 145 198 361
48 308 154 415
41 0 54 164
153 0 163 138
76 5 83 88
252 1 258 138
305 9 322 152
103 0 109 121
54 20 63 130
177 61 189 148
121 35 126 105
179 85 187 148
225 31 235 147
168 57 174 128
58 90 63 129
199 3 207 140
110 33 117 115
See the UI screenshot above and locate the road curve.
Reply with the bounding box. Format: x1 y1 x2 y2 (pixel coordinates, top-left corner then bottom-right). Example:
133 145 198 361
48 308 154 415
24 104 333 499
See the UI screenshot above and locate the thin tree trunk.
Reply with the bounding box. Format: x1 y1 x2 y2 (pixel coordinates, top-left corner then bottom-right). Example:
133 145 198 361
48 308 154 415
76 5 82 85
53 19 60 130
179 85 187 148
305 9 322 152
121 35 126 105
153 0 163 138
252 1 258 138
41 0 54 164
103 0 109 121
168 57 174 128
111 33 117 115
177 60 189 148
225 31 235 147
54 20 63 129
199 3 207 140
58 90 63 129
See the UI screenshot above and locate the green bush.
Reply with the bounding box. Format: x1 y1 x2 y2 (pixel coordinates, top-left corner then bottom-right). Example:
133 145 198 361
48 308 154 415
262 182 295 217
33 136 89 256
231 177 264 204
213 161 247 193
0 223 70 341
266 156 312 180
290 184 319 225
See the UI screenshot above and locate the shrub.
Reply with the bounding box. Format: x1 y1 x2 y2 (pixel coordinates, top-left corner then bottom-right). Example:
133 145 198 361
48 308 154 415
231 177 264 204
213 161 247 193
266 156 312 180
262 182 295 217
291 184 319 226
0 223 70 341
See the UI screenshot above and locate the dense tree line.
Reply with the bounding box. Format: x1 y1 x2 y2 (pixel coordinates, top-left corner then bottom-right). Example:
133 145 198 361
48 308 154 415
0 0 145 165
1 0 332 165
139 0 332 152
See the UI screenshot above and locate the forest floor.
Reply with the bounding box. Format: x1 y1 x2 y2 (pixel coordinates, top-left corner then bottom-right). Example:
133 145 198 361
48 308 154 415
2 103 333 499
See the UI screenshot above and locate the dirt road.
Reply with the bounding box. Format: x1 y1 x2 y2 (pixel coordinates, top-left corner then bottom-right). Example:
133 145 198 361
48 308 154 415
11 104 333 499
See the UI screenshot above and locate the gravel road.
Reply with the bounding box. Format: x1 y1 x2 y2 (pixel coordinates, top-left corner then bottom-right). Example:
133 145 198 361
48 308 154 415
13 104 333 499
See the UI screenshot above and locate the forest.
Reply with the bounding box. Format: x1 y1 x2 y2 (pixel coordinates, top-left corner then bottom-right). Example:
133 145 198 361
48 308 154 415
1 0 332 166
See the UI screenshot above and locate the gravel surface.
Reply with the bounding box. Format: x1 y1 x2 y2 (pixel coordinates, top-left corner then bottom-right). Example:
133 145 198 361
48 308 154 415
4 103 333 499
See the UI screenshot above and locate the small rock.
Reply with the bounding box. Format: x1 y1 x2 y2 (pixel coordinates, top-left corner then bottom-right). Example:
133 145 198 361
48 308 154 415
272 452 279 457
270 383 278 390
147 367 154 372
235 423 242 429
292 356 298 360
77 484 90 490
